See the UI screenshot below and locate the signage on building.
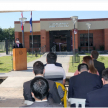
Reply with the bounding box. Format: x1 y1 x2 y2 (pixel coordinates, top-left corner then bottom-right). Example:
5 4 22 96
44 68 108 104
73 29 77 34
49 22 69 28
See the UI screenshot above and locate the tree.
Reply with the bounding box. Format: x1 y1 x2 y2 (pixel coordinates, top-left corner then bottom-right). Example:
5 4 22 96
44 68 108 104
0 28 14 42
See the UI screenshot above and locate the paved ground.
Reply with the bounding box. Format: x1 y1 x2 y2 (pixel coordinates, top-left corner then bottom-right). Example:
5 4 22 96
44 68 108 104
0 53 108 107
0 54 73 107
0 52 12 57
0 52 7 57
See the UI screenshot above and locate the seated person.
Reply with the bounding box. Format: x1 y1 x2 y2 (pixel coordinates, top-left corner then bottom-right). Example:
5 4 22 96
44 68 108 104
13 38 23 48
74 56 99 76
86 68 108 107
91 50 105 78
68 63 102 107
44 62 62 67
44 52 62 67
22 77 63 107
23 61 61 105
44 52 66 85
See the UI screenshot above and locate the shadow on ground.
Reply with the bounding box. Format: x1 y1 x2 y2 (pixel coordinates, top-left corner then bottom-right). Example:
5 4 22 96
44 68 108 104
0 98 25 107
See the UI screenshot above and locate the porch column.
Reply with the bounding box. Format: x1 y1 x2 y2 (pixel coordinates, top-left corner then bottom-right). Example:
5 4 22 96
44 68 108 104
72 30 78 52
40 29 47 52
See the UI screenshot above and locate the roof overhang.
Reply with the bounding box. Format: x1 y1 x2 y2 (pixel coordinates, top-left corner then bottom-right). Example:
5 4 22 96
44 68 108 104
0 10 35 13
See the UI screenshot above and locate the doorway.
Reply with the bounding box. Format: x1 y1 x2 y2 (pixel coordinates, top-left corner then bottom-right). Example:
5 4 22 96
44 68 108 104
49 30 71 52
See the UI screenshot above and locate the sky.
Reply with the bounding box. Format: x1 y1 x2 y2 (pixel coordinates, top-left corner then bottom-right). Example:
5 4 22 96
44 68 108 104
0 11 108 29
0 0 108 29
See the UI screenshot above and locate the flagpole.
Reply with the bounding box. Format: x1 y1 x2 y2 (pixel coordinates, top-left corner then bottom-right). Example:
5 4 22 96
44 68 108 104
30 11 33 56
32 24 33 57
31 11 33 57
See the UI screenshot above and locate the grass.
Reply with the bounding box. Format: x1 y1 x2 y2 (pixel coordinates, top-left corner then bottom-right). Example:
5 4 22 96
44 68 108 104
27 54 41 63
0 54 41 73
68 56 108 73
0 51 5 53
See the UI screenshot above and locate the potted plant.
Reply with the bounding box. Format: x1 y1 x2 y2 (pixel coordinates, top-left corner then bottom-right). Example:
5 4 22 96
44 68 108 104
28 49 31 54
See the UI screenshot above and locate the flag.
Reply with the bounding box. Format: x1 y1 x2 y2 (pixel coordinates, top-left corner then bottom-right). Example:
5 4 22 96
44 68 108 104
21 12 23 31
30 11 32 33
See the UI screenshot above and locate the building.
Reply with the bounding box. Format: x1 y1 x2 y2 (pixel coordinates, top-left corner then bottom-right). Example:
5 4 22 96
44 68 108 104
14 16 108 52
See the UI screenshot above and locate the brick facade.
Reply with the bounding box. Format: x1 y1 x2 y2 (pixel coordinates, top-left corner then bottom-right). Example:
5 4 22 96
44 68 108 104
15 30 105 52
15 32 22 43
15 31 40 51
40 30 47 52
15 29 107 52
72 30 79 51
104 29 108 50
78 29 104 51
46 31 50 51
14 17 108 52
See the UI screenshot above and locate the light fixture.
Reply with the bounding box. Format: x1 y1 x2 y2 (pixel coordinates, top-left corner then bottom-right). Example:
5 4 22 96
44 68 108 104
86 23 91 53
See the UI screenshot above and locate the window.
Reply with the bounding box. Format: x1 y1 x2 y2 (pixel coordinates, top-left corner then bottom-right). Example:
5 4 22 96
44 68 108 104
29 35 41 48
80 33 93 47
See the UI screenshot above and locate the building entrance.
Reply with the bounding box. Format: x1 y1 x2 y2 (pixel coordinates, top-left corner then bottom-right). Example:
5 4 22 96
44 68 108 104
49 30 71 52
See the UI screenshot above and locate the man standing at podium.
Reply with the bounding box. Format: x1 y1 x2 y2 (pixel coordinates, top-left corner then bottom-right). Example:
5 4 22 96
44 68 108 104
13 38 23 48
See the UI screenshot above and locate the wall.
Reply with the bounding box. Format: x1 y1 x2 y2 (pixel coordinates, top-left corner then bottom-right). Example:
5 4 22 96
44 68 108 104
78 29 104 50
14 21 40 32
40 19 78 31
15 31 40 51
104 29 108 50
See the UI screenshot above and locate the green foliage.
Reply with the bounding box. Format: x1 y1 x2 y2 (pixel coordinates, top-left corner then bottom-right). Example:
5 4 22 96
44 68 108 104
0 28 14 42
93 46 95 50
78 46 81 51
35 49 38 53
27 52 30 55
100 45 104 51
85 53 91 56
98 56 105 61
75 53 79 56
69 56 83 72
69 56 108 73
0 54 41 73
27 49 31 52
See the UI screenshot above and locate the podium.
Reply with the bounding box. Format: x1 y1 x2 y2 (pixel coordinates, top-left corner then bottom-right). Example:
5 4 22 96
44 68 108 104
13 48 27 71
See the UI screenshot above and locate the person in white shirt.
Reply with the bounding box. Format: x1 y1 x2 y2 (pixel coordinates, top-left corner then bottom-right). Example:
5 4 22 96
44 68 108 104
44 52 66 85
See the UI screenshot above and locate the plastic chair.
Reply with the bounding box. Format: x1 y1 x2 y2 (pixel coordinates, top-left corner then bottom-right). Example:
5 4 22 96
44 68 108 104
56 82 67 107
68 98 86 108
24 100 34 105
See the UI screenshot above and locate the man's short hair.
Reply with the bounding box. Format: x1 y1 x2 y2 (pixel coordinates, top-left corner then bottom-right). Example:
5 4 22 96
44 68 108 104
30 77 49 100
78 63 89 72
16 38 19 41
33 61 44 75
91 50 99 59
47 52 57 64
102 68 108 81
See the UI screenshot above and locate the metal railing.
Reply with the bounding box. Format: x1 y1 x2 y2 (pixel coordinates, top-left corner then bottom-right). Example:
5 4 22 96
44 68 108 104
72 53 80 66
51 45 56 53
0 41 5 51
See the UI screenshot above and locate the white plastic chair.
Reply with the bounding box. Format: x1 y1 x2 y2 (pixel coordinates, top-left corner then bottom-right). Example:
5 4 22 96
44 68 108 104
68 98 86 108
24 100 34 105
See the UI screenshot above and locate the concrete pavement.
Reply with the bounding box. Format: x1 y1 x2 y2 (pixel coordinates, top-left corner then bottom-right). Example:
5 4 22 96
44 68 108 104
0 52 108 107
0 52 13 59
0 54 73 107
